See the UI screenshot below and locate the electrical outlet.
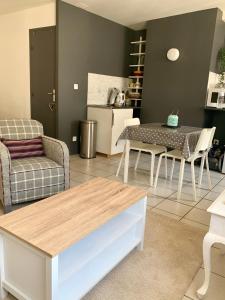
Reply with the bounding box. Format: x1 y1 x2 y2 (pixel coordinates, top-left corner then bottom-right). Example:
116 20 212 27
74 83 79 90
213 139 219 145
72 136 77 142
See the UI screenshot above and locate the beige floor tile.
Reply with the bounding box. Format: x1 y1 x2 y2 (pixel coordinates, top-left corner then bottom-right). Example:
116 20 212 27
185 268 225 300
202 247 225 278
154 199 192 217
149 186 175 198
83 167 114 177
106 174 123 182
195 199 213 210
183 208 211 226
169 192 201 207
181 185 208 198
204 191 220 201
128 181 150 191
70 170 95 183
147 195 164 208
70 180 81 187
212 184 225 193
210 171 224 180
180 218 208 232
151 207 181 220
89 161 118 173
182 297 192 300
217 178 225 186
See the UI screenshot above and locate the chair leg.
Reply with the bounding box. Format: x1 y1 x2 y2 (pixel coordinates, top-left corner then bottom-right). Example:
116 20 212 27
191 160 197 201
198 155 205 188
134 150 141 171
170 158 175 181
154 154 163 189
205 154 212 190
177 159 185 200
116 150 125 177
164 155 168 179
150 153 155 186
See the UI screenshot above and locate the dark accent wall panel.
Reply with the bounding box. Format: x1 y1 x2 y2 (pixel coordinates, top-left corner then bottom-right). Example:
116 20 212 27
142 9 218 127
57 0 133 153
210 9 225 72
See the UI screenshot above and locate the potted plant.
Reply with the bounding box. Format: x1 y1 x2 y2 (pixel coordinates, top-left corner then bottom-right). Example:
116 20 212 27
216 47 225 88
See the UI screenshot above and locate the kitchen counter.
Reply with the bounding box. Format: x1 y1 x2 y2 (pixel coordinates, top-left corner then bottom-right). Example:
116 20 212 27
87 104 142 109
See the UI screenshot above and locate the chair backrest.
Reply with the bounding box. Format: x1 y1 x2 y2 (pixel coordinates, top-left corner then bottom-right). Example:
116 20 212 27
208 126 216 150
195 127 216 153
0 119 43 140
124 118 140 128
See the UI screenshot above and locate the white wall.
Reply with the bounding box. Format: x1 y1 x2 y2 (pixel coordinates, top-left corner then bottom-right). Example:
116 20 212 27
87 73 128 105
0 2 56 119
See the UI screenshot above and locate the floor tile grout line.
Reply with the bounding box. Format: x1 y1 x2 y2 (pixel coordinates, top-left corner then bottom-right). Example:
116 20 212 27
183 296 194 300
200 266 225 279
151 207 183 220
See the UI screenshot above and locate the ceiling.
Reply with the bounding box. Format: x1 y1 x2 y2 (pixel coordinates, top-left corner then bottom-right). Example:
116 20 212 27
0 0 53 15
0 0 224 28
63 0 225 29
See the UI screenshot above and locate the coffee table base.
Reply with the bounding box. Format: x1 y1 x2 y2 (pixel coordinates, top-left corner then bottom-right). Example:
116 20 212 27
0 198 146 300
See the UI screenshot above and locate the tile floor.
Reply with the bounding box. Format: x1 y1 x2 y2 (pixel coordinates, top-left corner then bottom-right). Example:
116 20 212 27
70 151 225 300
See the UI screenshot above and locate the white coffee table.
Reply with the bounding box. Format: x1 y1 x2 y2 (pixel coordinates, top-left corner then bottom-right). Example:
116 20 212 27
0 177 147 300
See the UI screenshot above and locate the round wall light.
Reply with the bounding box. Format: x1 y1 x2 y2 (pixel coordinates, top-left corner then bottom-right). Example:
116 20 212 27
167 48 180 61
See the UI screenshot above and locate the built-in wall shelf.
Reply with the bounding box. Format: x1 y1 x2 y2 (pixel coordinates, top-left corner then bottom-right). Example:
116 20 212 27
130 53 146 56
130 40 146 44
128 98 142 101
128 35 146 114
127 87 143 90
129 64 144 67
129 76 144 79
204 106 225 111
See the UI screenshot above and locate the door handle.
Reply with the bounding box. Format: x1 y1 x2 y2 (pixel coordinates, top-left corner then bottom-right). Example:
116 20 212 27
48 89 56 102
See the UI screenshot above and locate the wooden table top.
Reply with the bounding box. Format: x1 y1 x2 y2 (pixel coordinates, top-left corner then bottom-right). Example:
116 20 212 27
0 177 146 257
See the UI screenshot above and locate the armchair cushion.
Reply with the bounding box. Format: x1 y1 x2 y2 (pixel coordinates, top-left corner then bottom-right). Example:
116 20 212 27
10 157 65 204
2 137 44 159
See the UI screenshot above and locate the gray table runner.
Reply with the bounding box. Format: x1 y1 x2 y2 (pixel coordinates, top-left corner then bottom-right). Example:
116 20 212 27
118 123 202 159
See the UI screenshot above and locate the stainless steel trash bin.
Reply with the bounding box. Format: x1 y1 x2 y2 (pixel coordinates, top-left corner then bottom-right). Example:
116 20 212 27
80 120 97 159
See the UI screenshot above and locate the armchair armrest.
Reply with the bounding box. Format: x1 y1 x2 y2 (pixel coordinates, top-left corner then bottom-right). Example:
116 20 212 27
42 136 70 189
0 142 12 210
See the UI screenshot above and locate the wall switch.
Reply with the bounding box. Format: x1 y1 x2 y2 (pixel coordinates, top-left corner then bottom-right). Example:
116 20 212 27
72 136 77 142
74 83 79 90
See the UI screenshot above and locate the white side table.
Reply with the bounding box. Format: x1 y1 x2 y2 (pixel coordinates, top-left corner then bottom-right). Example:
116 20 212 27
197 190 225 299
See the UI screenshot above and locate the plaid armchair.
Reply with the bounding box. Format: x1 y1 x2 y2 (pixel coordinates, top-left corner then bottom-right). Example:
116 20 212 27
0 119 69 212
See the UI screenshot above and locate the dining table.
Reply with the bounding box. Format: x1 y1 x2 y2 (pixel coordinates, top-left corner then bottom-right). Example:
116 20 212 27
118 122 202 183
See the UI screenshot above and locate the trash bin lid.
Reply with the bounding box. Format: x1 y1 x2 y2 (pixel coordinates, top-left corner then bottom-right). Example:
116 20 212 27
81 120 97 124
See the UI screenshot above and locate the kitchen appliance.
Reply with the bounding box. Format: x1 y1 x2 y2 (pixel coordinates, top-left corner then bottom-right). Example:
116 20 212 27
166 112 179 127
108 88 119 105
114 91 125 107
206 87 225 108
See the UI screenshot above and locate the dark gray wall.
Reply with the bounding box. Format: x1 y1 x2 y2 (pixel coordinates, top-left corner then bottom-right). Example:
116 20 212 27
142 8 220 127
210 9 225 72
57 0 133 153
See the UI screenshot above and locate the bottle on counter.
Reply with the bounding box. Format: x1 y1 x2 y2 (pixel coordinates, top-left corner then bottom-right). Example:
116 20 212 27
114 90 126 107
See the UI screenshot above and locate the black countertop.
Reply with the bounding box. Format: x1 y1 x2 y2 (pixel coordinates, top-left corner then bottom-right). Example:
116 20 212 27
87 104 142 109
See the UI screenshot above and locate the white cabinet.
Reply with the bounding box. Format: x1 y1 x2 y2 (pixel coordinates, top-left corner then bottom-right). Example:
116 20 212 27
87 107 133 155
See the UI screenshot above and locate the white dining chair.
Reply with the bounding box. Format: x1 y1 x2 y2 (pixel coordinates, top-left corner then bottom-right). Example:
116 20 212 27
116 118 167 186
198 127 216 189
169 127 216 190
154 127 216 201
